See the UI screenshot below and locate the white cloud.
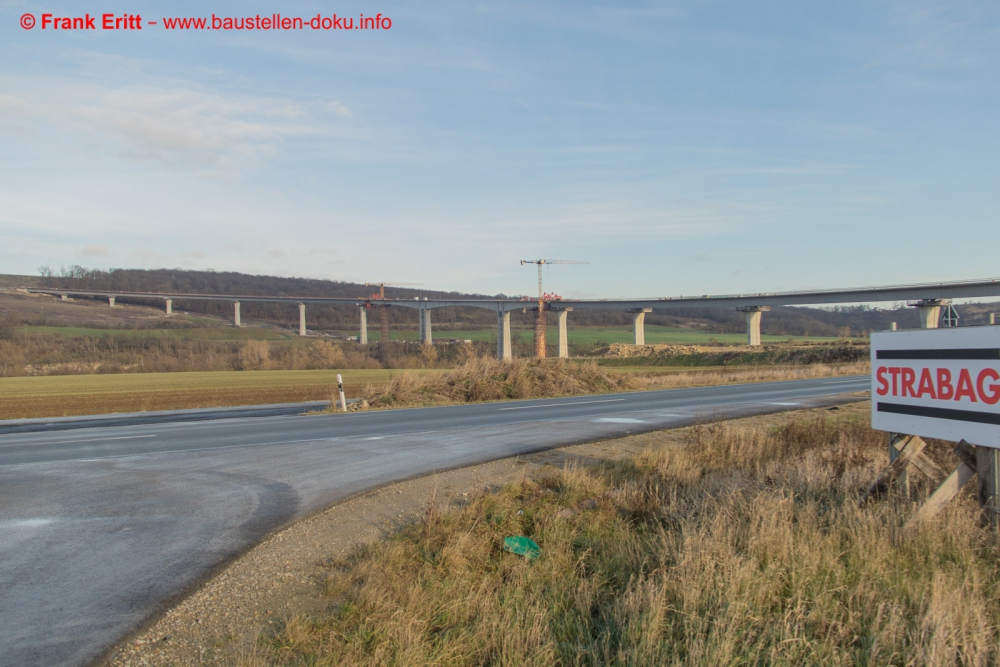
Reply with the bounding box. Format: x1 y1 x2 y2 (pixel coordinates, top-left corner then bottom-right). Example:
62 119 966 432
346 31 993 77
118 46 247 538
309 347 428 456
79 244 110 257
324 101 352 117
0 80 327 176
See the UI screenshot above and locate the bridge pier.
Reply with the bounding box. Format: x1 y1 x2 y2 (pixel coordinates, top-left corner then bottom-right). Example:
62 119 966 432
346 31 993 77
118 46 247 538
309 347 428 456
992 313 996 325
165 299 172 315
629 308 652 345
108 296 115 308
555 308 572 358
419 308 432 345
359 307 368 344
497 311 512 361
910 299 948 329
740 306 770 346
233 301 241 327
298 303 306 336
60 294 68 302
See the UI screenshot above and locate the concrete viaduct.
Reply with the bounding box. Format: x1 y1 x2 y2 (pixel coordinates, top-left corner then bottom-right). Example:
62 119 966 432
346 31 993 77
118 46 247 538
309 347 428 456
27 277 1000 360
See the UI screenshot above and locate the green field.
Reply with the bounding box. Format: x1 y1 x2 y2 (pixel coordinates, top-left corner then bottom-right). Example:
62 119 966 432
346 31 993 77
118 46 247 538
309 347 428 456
360 325 844 345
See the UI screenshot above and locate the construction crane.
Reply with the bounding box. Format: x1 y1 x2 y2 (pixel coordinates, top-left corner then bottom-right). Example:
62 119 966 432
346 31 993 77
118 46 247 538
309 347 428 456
364 282 423 342
520 260 588 358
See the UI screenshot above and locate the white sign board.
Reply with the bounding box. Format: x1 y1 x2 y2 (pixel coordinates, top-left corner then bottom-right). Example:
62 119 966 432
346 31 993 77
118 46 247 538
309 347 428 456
871 326 1000 448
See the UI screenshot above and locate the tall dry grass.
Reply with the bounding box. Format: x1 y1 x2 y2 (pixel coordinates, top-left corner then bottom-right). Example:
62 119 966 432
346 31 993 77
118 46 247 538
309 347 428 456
631 360 870 391
259 413 1000 666
358 357 636 408
353 357 869 410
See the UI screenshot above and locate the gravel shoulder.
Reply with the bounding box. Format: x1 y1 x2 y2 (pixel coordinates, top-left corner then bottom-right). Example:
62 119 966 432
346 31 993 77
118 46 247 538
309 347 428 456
104 400 868 667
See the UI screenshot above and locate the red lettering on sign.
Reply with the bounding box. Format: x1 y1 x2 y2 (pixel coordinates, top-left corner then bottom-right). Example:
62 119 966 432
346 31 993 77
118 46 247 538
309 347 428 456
888 367 901 396
916 368 937 399
955 368 978 402
876 367 889 395
978 368 1000 405
936 368 954 400
901 368 916 397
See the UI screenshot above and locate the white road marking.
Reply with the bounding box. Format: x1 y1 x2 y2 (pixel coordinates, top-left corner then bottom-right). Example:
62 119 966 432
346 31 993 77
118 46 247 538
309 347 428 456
499 398 626 411
592 417 647 424
768 402 800 406
0 519 54 529
1 434 156 448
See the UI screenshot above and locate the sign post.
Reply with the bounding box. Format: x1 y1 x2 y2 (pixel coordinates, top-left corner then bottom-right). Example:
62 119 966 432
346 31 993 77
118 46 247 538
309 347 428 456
871 327 1000 525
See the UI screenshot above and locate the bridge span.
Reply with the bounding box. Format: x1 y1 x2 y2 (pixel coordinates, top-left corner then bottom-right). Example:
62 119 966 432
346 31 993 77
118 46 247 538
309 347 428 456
26 277 1000 359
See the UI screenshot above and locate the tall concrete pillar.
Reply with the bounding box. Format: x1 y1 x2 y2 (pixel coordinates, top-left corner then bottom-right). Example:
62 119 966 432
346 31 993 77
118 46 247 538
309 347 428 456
920 303 941 329
910 299 946 329
991 313 996 326
419 308 432 345
497 310 512 361
298 303 307 336
556 309 572 358
739 306 770 346
165 299 173 315
630 308 652 345
233 301 241 327
890 321 897 331
108 296 115 308
359 307 368 344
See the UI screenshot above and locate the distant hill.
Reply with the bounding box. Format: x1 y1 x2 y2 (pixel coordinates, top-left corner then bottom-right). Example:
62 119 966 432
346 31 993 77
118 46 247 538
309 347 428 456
0 274 41 289
30 266 1000 336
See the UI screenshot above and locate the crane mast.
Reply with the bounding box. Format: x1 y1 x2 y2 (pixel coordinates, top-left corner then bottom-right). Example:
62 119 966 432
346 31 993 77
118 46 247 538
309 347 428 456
364 281 422 342
519 260 588 358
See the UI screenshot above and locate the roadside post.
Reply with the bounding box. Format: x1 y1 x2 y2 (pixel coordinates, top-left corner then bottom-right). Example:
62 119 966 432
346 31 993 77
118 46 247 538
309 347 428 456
337 374 347 412
867 326 1000 527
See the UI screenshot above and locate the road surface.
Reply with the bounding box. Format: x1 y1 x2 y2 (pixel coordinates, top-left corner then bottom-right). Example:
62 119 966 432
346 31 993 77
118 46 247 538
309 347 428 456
0 376 868 666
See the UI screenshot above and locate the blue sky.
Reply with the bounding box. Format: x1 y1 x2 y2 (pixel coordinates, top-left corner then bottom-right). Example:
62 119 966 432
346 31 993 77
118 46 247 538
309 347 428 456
1 1 997 299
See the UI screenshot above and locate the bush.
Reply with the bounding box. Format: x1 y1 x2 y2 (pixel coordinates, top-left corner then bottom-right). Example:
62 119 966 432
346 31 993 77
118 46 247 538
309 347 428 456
237 340 270 371
362 357 635 407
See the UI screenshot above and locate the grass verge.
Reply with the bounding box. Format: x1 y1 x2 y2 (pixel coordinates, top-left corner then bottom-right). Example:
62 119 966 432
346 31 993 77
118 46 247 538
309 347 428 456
355 357 869 409
255 410 999 666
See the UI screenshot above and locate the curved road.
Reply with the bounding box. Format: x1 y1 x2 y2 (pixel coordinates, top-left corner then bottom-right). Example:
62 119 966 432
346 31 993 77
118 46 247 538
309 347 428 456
0 376 869 666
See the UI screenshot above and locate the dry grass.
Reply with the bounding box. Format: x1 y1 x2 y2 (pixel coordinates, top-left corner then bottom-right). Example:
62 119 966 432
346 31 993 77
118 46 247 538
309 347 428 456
357 357 635 408
354 357 870 409
254 412 1000 666
629 360 869 391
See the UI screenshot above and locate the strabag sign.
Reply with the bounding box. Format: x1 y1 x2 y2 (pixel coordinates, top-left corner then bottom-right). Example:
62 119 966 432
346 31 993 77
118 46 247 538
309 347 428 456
871 327 1000 448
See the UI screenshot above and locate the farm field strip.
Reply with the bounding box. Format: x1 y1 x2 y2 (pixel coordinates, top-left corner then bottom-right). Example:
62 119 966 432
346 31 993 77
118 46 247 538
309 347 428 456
25 325 290 341
0 365 747 420
0 369 442 420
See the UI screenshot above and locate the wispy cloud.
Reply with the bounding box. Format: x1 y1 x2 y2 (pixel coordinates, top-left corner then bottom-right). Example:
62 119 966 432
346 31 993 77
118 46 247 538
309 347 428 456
0 79 350 176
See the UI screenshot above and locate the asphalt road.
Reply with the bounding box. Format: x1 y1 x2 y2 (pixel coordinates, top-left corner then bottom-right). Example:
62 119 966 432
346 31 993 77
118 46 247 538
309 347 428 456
0 376 869 667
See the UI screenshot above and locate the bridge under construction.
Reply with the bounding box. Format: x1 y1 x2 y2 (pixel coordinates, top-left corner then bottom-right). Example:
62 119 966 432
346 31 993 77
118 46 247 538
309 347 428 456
26 277 1000 360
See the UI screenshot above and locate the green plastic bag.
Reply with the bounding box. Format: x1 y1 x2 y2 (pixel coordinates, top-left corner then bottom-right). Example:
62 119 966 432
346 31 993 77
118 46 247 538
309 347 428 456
503 536 540 560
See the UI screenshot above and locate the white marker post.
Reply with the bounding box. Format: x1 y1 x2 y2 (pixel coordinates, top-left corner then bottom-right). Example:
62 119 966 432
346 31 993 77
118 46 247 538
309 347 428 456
337 374 347 412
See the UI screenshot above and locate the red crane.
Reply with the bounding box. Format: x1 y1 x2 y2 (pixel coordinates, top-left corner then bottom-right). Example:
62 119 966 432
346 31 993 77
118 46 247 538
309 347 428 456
364 282 422 342
519 260 587 357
